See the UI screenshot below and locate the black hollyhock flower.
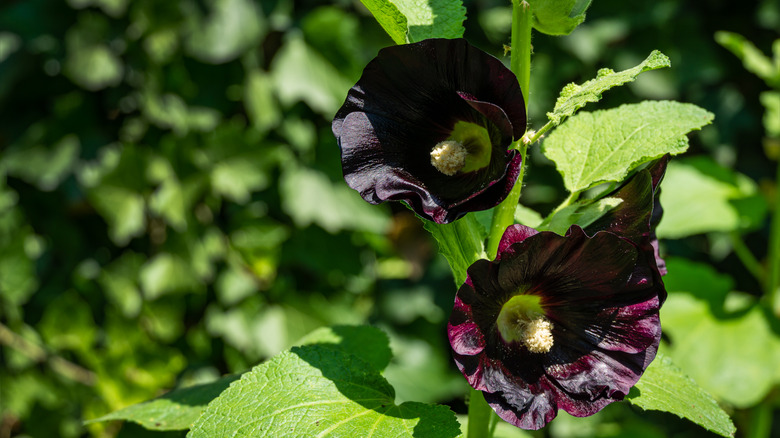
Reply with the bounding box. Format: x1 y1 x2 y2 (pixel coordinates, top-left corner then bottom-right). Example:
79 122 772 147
332 38 526 224
585 156 670 275
448 224 665 430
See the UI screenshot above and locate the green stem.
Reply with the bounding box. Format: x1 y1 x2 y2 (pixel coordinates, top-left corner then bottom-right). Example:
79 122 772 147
486 0 533 260
729 232 765 286
769 158 780 317
510 0 532 105
467 388 493 438
747 402 772 438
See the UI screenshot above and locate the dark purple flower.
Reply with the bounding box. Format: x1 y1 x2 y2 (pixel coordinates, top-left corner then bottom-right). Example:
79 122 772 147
448 224 664 430
584 156 670 275
332 38 526 224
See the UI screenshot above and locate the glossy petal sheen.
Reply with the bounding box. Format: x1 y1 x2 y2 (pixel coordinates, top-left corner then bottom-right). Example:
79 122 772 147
333 38 526 223
448 225 665 430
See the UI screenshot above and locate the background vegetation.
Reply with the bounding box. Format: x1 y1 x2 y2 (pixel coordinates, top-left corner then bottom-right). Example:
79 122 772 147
1 0 778 436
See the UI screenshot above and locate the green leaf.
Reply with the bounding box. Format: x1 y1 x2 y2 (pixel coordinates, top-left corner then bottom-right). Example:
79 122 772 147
546 50 671 125
87 375 240 430
656 157 768 238
295 325 392 372
760 90 780 139
183 0 265 64
660 291 780 408
244 69 280 132
529 0 592 36
424 214 487 286
187 346 461 438
393 0 466 43
359 0 408 44
360 0 466 44
544 196 623 235
1 134 80 191
626 353 735 438
542 101 714 192
715 31 779 88
88 185 146 246
279 165 390 234
140 253 203 299
270 35 352 116
65 44 123 91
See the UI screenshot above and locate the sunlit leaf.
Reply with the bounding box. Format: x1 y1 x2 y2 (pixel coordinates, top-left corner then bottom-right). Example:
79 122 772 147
1 134 80 191
627 353 735 438
661 291 780 408
359 0 408 44
279 165 390 234
89 185 146 246
88 375 239 430
393 0 466 43
270 35 352 116
140 253 203 299
295 325 393 372
188 346 461 438
656 157 768 238
542 101 713 192
546 50 671 125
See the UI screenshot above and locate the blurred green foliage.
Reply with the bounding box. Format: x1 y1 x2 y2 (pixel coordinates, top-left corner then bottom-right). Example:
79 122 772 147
0 0 778 436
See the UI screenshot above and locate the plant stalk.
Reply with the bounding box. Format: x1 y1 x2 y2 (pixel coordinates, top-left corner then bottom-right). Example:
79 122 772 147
769 158 780 317
486 0 533 260
471 2 534 436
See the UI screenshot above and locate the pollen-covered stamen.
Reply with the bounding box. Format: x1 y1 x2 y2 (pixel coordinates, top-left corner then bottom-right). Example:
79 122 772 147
496 294 554 353
430 140 468 176
522 316 554 353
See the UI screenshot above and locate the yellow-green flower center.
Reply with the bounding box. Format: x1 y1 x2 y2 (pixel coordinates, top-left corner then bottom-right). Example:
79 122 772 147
430 121 492 176
496 294 554 353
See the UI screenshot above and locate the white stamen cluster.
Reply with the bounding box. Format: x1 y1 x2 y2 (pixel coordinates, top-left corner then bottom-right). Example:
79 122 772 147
522 317 554 353
430 140 467 176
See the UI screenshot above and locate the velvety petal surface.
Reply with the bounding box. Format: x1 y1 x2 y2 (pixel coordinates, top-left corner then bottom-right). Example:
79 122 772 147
448 225 665 430
333 38 526 223
585 155 670 276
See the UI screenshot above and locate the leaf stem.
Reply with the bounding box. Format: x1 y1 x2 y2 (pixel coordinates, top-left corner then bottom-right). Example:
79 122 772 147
486 0 533 260
467 388 493 438
768 158 780 317
729 231 765 286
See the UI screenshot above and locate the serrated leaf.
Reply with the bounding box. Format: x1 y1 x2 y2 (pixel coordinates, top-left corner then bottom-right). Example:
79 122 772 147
87 375 240 430
627 353 735 438
187 346 461 438
360 0 466 44
424 214 487 286
295 325 392 372
359 0 408 44
542 101 713 192
394 0 466 42
656 157 768 238
547 50 671 125
715 31 779 88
